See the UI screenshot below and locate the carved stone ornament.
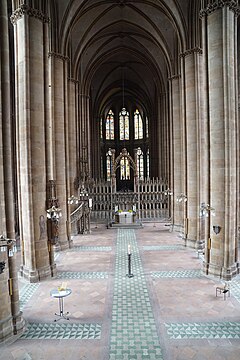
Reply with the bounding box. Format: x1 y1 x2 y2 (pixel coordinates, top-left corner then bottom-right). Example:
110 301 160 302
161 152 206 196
48 52 70 62
10 4 50 24
200 0 240 18
179 47 203 58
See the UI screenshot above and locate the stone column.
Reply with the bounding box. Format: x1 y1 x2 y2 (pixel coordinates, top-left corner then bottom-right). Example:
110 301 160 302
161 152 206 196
180 48 203 247
49 52 69 250
68 78 78 195
169 75 182 230
200 0 239 279
79 93 91 182
11 5 52 282
0 1 25 342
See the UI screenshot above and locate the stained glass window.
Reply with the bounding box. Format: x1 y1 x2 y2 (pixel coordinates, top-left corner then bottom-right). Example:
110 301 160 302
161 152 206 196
137 147 144 180
100 118 103 139
146 116 149 138
106 109 114 140
106 149 113 181
147 148 150 177
119 107 129 140
134 109 143 140
120 156 130 180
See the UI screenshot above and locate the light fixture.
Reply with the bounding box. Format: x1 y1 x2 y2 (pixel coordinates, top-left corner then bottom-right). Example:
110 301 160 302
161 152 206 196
46 206 62 222
200 203 215 217
164 188 173 196
0 235 17 259
176 194 187 203
68 195 79 205
68 185 93 208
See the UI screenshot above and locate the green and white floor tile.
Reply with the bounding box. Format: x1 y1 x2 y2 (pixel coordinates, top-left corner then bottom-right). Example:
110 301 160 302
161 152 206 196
143 245 185 251
20 323 101 340
70 246 112 252
165 321 240 339
151 269 202 278
229 277 240 303
56 271 108 279
19 283 40 311
109 229 163 360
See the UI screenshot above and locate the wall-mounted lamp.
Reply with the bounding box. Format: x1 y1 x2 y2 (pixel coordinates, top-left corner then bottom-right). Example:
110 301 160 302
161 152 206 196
164 188 173 196
213 225 221 235
0 235 17 256
176 194 187 203
0 235 17 274
200 203 215 217
68 185 92 208
46 206 62 223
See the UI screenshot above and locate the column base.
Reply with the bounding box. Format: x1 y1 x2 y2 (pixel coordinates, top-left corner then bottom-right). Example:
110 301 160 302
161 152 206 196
185 237 198 249
172 223 183 232
202 260 240 280
20 263 52 282
0 312 26 345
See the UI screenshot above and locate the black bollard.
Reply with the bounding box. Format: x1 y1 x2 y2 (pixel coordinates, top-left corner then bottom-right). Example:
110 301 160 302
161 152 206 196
127 245 134 278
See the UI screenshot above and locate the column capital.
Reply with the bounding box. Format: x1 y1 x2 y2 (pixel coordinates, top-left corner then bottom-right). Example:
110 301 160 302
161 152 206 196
168 74 181 81
68 78 79 84
179 47 203 58
10 4 50 24
48 52 69 62
200 0 240 18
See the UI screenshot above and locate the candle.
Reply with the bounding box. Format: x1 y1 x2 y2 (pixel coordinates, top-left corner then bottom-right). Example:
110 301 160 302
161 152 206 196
128 244 131 254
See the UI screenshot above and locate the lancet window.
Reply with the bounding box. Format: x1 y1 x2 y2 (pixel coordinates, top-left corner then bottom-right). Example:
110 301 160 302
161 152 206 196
134 109 143 140
119 107 129 140
106 109 114 140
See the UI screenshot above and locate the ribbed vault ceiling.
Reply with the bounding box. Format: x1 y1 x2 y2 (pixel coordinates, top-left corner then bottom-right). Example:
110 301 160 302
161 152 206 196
51 0 199 115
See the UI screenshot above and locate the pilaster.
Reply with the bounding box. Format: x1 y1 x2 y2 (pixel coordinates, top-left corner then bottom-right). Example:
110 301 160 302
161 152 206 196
12 4 51 281
0 0 25 343
179 48 203 248
48 52 70 250
168 75 182 229
201 0 239 279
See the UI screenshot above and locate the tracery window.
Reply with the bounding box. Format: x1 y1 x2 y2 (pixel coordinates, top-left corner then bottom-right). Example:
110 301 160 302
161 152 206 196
100 117 103 139
137 147 144 180
134 109 143 140
147 148 150 177
146 116 149 138
106 109 114 140
106 149 113 181
119 107 129 140
120 156 130 180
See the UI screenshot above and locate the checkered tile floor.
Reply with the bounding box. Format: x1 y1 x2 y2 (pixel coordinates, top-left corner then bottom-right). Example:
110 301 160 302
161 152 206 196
69 246 112 252
109 229 163 360
56 271 108 279
20 323 101 340
19 283 40 311
151 269 203 278
15 226 240 359
165 321 240 339
143 245 185 251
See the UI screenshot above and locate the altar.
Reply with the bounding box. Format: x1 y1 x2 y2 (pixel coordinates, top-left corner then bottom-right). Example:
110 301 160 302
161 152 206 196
117 211 134 224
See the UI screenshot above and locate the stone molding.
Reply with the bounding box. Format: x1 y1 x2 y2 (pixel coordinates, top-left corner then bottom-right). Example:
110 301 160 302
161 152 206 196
168 74 181 81
10 4 50 24
68 78 79 84
200 0 240 18
179 47 203 58
48 52 69 62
